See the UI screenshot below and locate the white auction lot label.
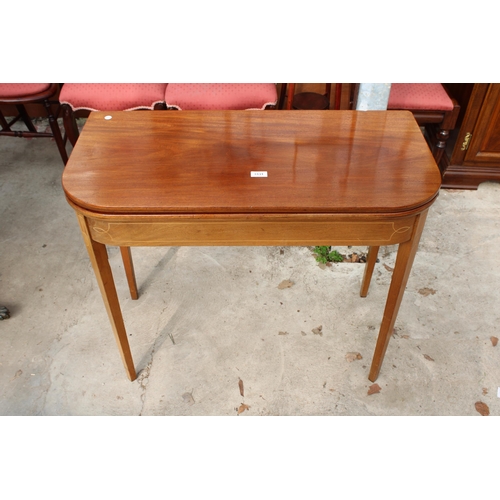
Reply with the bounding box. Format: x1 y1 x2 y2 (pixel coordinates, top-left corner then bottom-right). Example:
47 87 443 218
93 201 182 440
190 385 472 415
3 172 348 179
250 171 268 177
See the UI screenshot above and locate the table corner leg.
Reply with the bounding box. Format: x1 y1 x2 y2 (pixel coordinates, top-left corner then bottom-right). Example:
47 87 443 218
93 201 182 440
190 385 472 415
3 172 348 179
120 246 139 300
360 246 379 297
368 211 429 380
76 213 137 381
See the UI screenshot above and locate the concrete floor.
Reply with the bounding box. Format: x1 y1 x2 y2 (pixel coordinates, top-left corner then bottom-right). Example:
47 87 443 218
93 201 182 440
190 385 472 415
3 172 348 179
1 126 499 416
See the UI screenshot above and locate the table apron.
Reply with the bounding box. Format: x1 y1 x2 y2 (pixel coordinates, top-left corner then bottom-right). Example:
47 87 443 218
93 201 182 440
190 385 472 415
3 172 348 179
85 215 418 247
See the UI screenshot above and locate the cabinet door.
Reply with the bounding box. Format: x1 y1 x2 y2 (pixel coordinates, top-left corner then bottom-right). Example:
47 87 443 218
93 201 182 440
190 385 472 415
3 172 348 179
464 84 500 166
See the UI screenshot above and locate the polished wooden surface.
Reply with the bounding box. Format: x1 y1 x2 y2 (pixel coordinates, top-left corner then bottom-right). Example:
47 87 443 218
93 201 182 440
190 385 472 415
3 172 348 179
63 110 440 216
63 110 441 384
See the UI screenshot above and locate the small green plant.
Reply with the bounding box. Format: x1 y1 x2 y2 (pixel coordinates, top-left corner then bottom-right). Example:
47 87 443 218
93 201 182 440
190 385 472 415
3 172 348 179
313 246 344 264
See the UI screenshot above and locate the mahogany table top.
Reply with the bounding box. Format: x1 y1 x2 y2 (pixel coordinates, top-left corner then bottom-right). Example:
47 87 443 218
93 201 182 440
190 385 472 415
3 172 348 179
62 110 441 216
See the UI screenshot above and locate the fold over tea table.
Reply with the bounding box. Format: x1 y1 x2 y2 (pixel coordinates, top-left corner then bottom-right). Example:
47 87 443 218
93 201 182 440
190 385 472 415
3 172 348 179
62 110 441 382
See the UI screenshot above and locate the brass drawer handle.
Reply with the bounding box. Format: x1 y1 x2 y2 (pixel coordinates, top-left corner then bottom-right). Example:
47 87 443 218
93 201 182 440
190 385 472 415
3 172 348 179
461 132 472 151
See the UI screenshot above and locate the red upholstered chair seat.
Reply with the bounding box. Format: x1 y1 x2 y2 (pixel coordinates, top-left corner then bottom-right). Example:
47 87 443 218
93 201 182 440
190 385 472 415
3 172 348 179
164 83 278 110
59 83 167 111
0 83 52 98
60 83 168 154
388 83 454 111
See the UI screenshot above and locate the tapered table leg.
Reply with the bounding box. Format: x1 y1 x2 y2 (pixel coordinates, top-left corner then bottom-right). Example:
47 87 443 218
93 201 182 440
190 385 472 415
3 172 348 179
360 246 379 297
368 211 429 382
120 247 139 300
76 214 137 381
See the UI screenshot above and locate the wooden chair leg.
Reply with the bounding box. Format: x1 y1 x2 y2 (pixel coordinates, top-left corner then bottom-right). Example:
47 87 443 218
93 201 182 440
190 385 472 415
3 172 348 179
432 96 460 168
325 83 332 106
333 84 342 110
62 104 80 147
120 247 139 300
0 111 11 130
16 104 37 132
286 83 295 110
43 100 68 165
360 246 379 297
278 84 287 110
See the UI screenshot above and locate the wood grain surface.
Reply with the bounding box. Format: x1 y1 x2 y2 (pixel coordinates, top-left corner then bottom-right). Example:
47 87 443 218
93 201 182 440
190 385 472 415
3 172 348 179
62 110 441 216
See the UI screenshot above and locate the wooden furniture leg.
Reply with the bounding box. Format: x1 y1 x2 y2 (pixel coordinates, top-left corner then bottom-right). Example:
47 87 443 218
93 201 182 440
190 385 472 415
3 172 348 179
120 246 139 300
360 246 379 297
43 99 68 165
0 112 10 130
76 214 137 381
16 104 38 132
368 211 428 382
61 103 80 147
286 83 295 110
278 83 287 109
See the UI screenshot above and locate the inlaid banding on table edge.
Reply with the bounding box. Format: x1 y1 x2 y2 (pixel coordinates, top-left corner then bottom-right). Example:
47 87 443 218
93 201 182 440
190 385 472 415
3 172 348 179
88 218 413 246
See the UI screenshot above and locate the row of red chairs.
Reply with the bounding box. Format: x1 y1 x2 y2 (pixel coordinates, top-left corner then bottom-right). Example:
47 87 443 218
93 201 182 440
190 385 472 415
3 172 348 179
0 83 459 168
0 83 279 165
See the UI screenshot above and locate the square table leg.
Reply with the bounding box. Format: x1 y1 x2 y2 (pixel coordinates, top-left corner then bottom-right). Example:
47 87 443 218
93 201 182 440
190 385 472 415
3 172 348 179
119 247 139 300
360 246 380 298
76 214 137 381
368 210 429 382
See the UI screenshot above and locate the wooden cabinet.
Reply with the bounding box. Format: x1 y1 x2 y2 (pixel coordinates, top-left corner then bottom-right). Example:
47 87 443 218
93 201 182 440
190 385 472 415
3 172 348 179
442 83 500 189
